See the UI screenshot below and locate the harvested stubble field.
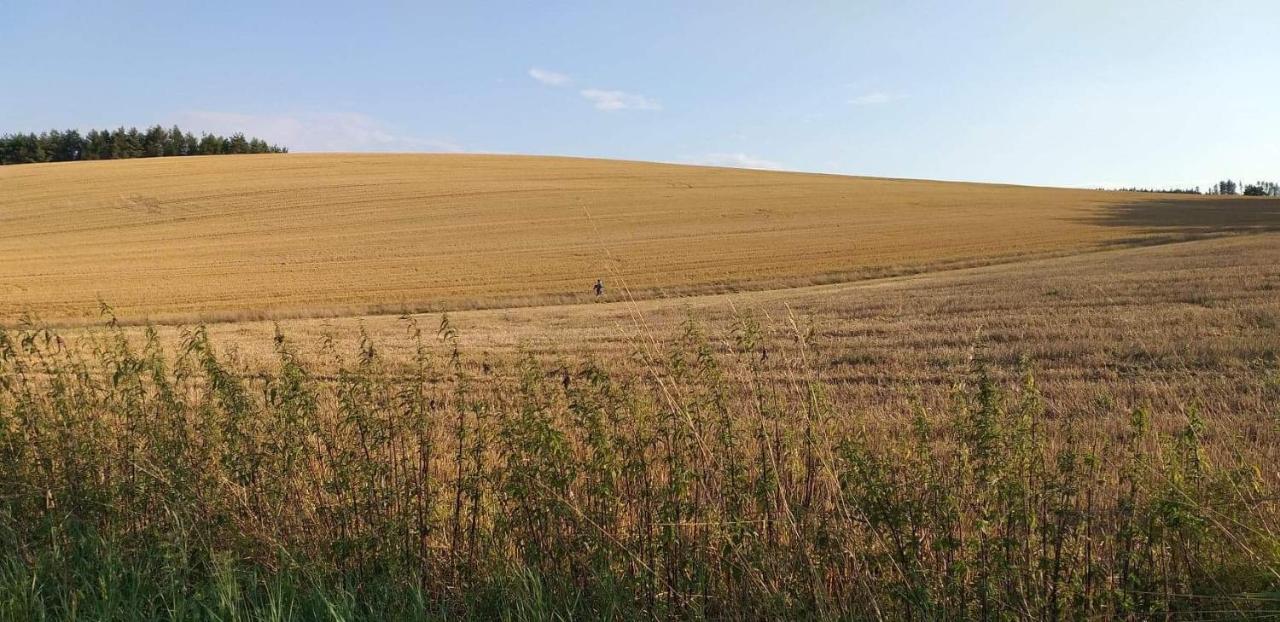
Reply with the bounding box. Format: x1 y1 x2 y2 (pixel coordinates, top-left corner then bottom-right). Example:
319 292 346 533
108 230 1280 448
4 154 1280 619
3 152 1277 325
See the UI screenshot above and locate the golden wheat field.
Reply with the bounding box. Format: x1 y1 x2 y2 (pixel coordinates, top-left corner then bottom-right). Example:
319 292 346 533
4 152 1277 325
122 232 1280 409
62 226 1280 455
6 154 1280 619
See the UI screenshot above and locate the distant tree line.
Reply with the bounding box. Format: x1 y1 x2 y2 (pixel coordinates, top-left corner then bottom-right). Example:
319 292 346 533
1244 182 1279 196
1105 186 1203 194
0 125 286 165
1101 179 1280 197
1207 179 1280 196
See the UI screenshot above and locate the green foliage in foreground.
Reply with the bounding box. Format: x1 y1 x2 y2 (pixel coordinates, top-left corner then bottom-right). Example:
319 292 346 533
0 314 1277 620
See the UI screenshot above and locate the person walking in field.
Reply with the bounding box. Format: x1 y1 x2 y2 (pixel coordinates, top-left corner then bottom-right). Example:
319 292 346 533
593 279 604 298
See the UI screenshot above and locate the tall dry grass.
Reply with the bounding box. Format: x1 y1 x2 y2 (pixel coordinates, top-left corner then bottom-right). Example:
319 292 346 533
1 306 1277 620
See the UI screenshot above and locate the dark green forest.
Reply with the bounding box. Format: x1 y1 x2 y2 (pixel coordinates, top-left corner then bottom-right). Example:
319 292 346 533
0 125 286 165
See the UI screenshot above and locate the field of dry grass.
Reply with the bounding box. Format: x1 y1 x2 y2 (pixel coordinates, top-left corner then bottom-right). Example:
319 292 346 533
115 230 1278 432
5 153 1277 325
7 231 1280 619
58 229 1277 465
5 154 1280 618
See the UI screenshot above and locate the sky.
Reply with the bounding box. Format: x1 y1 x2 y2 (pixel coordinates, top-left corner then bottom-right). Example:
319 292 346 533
3 1 1277 189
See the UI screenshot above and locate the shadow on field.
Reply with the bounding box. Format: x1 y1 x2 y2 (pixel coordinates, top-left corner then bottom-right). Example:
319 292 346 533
1087 196 1280 235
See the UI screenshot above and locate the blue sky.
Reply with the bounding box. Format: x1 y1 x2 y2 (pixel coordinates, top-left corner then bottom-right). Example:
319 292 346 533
3 1 1277 188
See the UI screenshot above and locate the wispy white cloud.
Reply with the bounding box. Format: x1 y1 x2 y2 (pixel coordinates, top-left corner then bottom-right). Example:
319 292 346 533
682 152 784 170
579 89 662 111
172 111 462 153
528 67 571 86
527 67 661 113
848 91 899 106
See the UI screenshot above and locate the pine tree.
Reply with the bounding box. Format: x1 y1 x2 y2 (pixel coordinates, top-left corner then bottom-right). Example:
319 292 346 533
0 125 286 165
